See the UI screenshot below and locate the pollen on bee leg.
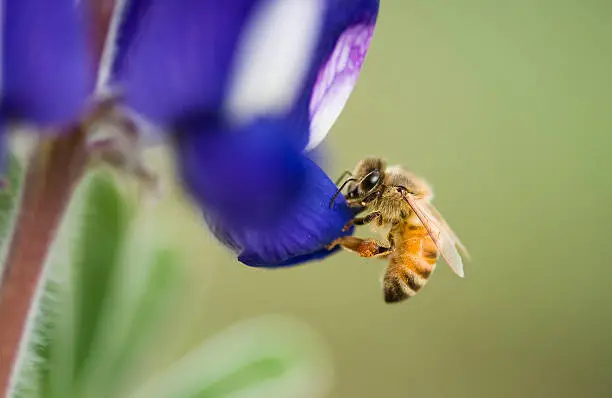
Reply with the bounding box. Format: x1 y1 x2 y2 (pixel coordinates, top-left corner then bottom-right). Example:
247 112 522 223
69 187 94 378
328 236 391 258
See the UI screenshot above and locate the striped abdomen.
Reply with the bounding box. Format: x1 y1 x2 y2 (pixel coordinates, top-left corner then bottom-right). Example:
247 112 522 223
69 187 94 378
383 223 439 303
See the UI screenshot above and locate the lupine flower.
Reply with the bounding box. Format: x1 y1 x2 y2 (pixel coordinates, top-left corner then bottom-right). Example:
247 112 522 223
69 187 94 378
0 0 379 266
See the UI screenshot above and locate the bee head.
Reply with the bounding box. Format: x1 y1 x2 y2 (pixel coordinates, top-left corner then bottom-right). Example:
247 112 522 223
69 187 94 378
350 158 386 201
329 158 387 209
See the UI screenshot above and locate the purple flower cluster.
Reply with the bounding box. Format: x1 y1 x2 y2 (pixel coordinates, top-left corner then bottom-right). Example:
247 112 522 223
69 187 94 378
0 0 379 266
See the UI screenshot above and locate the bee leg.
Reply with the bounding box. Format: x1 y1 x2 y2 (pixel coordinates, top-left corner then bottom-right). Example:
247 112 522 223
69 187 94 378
359 190 381 206
342 212 382 232
327 236 391 258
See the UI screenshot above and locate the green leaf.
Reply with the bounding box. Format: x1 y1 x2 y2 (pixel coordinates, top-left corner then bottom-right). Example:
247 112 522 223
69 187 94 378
192 358 286 398
76 247 184 398
71 171 131 381
128 316 334 398
0 153 25 282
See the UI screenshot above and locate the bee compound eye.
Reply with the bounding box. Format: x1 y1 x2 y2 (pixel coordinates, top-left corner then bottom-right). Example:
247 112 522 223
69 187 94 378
361 170 380 192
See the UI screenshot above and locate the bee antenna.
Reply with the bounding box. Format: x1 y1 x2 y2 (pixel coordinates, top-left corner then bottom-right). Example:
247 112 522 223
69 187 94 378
334 170 353 186
329 178 357 209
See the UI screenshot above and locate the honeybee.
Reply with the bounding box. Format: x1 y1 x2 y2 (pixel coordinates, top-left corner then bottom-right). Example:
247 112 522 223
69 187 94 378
328 158 468 303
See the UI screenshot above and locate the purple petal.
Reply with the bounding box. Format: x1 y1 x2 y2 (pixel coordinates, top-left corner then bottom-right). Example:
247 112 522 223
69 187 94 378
219 0 379 150
235 167 354 267
113 0 377 148
265 231 347 268
2 0 93 126
111 0 263 126
178 117 307 226
290 0 379 150
176 117 354 266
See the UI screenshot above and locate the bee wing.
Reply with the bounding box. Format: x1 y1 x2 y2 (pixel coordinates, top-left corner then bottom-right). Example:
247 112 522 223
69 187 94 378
402 194 466 278
426 203 470 261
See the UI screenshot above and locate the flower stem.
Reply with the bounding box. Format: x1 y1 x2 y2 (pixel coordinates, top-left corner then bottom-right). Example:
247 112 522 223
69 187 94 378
0 131 87 397
0 1 116 395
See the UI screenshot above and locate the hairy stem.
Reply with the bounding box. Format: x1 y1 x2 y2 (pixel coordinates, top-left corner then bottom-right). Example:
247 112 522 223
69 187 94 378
0 1 116 395
0 131 87 396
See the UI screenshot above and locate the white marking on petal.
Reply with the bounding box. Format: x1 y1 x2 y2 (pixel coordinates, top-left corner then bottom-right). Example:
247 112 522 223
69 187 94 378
306 24 376 151
95 0 128 95
225 0 325 126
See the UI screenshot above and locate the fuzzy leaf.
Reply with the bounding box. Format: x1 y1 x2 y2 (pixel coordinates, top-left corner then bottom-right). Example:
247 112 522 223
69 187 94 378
0 153 25 283
129 316 334 398
71 171 131 382
76 247 184 398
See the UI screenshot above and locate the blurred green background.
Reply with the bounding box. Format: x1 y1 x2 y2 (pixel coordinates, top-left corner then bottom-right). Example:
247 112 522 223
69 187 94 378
145 1 612 397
